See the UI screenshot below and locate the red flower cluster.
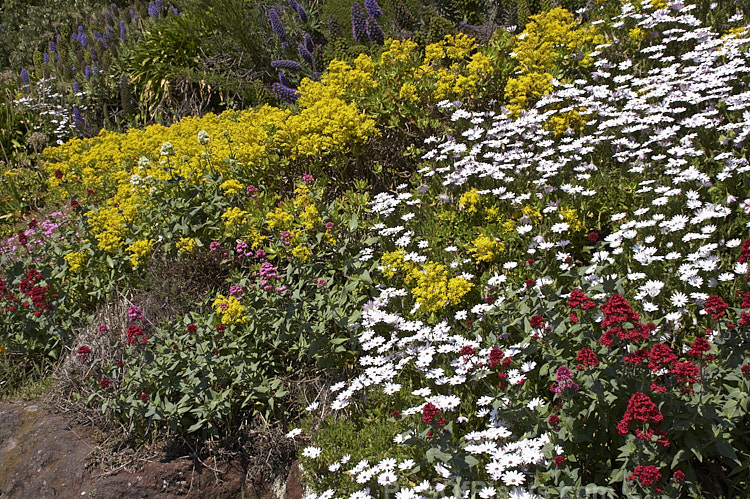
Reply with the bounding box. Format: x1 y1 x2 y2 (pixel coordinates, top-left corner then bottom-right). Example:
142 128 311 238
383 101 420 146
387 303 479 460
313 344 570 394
617 392 663 436
687 337 711 357
635 428 670 447
18 269 55 314
623 348 649 366
76 345 92 360
739 238 750 263
704 295 728 319
587 231 599 244
548 414 560 429
670 361 701 394
140 393 149 402
568 289 596 310
599 294 654 346
530 314 546 329
576 348 599 369
648 343 677 372
187 323 198 334
126 325 147 345
741 291 750 308
460 345 476 356
489 347 504 368
672 470 685 483
741 364 750 379
99 378 113 390
650 382 667 393
554 455 565 468
627 465 662 487
422 402 440 424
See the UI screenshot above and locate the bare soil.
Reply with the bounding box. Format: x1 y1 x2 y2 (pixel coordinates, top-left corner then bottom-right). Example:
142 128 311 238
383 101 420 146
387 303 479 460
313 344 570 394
0 400 304 499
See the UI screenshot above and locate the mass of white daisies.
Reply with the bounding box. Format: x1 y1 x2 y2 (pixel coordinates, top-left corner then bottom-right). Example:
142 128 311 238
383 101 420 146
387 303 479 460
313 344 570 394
291 2 750 498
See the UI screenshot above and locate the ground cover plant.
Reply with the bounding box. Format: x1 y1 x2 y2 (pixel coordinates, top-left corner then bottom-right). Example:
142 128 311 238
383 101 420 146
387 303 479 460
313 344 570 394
1 0 750 498
290 2 750 498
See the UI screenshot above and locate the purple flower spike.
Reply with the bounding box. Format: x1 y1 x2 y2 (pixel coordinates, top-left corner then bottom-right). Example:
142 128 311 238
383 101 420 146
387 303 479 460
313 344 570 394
365 0 382 18
298 44 313 66
271 59 302 71
351 3 368 42
366 15 384 45
296 3 308 23
304 32 315 53
272 82 299 103
268 7 287 43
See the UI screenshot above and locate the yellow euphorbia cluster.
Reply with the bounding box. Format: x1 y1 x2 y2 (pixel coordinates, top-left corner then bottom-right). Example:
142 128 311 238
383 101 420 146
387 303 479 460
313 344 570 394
470 234 505 263
380 251 473 314
220 179 244 196
459 189 482 213
64 251 86 272
222 207 249 235
177 237 197 254
126 239 153 268
44 79 378 255
506 8 604 114
212 295 246 324
412 263 473 314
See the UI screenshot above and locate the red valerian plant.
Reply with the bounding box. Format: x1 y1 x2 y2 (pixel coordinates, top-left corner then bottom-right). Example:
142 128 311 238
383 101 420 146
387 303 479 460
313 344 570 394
628 465 662 487
617 392 664 436
76 345 92 360
704 295 728 319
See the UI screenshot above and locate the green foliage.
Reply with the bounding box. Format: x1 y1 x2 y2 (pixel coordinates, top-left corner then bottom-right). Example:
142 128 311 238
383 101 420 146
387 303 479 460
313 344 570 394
0 0 113 68
119 13 204 123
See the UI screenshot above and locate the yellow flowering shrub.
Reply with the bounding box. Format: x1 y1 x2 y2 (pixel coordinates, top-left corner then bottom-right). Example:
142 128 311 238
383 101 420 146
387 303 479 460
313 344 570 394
292 245 312 261
470 234 505 263
447 277 473 306
64 251 86 272
544 108 587 135
176 237 197 254
212 295 246 324
126 239 153 268
412 262 449 314
266 208 295 230
411 263 473 314
506 8 604 114
629 27 647 44
220 179 244 195
87 206 128 252
459 189 481 213
221 207 249 235
284 78 378 159
381 249 407 278
561 206 583 232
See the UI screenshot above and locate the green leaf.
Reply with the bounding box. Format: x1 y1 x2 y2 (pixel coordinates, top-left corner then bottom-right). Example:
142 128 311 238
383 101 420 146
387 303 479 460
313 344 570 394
186 420 205 433
425 447 452 463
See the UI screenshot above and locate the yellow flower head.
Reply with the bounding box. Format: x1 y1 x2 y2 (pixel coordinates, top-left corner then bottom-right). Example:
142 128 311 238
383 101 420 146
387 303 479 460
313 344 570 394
177 237 197 254
64 251 87 272
459 189 481 213
212 294 246 324
470 235 504 263
220 179 244 196
292 245 312 261
126 239 153 268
